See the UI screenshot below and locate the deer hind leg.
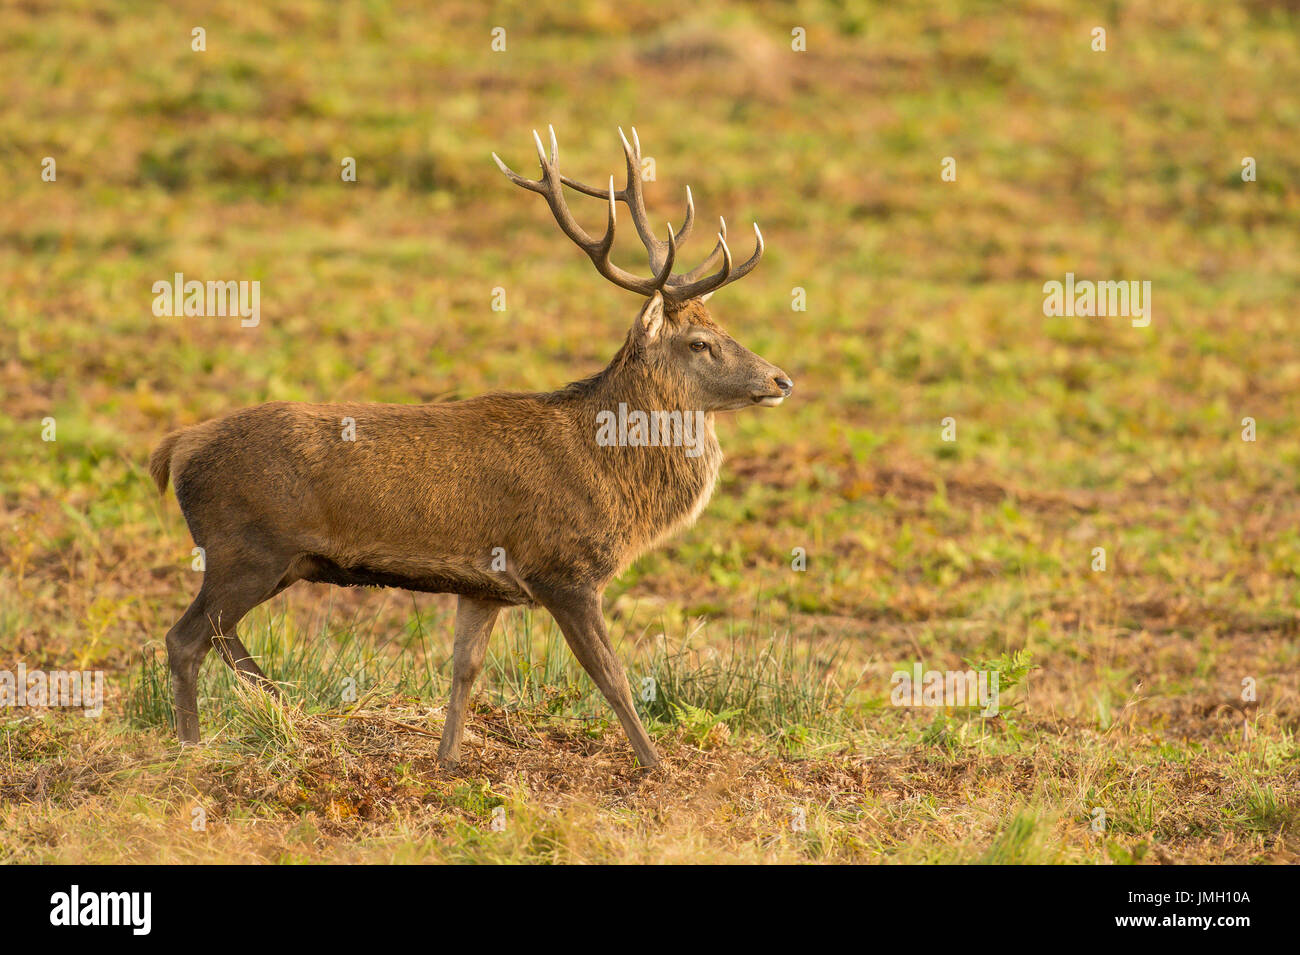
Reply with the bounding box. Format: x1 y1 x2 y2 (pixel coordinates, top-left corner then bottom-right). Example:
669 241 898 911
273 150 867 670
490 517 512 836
542 589 660 769
212 630 276 692
211 569 299 695
166 596 216 745
166 550 292 744
437 596 504 769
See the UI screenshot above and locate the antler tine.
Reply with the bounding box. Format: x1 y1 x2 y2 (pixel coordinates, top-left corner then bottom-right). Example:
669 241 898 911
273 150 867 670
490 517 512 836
665 227 734 300
712 231 735 287
678 185 696 247
616 127 676 275
531 129 593 248
491 150 546 195
589 176 618 267
559 166 696 255
558 172 611 198
670 216 727 287
664 222 763 302
654 220 678 288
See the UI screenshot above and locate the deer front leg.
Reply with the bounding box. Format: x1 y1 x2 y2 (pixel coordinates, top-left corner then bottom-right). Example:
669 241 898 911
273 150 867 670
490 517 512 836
542 588 660 769
437 596 504 769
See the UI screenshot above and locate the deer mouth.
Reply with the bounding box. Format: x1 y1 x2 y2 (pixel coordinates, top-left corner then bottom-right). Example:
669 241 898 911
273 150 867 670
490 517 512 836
752 394 786 407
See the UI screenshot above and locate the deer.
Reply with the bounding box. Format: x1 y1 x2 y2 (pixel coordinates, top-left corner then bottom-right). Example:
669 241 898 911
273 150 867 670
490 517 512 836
149 127 792 769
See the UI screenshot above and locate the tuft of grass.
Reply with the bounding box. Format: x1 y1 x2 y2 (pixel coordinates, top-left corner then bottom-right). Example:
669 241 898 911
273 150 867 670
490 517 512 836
123 644 174 731
1229 782 1296 835
642 628 850 736
227 680 303 757
978 810 1054 865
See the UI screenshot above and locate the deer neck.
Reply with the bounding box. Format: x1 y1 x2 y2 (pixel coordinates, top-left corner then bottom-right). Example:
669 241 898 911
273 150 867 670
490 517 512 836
573 359 723 550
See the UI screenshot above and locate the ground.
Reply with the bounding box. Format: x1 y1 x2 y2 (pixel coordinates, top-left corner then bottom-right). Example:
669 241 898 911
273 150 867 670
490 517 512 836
1 0 1297 863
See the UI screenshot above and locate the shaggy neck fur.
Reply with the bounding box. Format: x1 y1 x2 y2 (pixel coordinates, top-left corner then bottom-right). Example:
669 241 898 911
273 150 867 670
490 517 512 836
551 301 723 562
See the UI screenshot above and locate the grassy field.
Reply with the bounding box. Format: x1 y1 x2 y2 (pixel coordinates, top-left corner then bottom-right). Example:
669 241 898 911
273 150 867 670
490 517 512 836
1 0 1298 863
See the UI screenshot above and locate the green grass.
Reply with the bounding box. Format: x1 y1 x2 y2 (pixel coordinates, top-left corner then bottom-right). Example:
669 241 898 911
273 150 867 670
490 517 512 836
125 603 855 744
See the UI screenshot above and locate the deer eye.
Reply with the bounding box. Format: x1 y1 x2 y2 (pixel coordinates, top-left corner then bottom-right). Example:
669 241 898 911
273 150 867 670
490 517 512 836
689 340 709 352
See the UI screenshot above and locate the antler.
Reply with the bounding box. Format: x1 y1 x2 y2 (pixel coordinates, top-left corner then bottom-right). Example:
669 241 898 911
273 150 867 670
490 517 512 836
492 126 763 305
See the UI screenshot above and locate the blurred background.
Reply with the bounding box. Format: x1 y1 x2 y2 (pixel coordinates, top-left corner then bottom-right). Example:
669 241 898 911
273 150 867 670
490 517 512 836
1 1 1298 862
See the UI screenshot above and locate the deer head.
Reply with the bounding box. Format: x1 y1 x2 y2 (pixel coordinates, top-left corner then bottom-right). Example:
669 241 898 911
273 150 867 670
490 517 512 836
493 127 793 414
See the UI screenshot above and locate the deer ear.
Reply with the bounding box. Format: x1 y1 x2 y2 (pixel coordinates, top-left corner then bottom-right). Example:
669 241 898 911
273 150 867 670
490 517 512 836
698 291 715 303
637 291 666 341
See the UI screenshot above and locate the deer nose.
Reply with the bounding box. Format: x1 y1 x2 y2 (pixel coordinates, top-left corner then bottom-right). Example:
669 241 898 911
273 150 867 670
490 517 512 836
774 375 793 395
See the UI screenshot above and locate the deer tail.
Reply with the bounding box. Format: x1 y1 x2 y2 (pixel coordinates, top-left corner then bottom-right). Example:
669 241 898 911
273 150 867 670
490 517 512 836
149 430 182 495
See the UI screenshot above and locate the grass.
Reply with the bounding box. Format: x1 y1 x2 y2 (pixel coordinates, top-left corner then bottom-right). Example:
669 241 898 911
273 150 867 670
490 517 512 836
2 0 1299 863
124 603 851 744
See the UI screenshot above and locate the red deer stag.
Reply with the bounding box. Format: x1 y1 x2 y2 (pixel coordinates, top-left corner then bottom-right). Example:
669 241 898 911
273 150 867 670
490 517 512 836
150 127 792 768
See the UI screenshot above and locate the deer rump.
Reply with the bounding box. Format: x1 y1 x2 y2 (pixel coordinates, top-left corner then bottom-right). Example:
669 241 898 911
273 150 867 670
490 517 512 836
152 395 720 608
